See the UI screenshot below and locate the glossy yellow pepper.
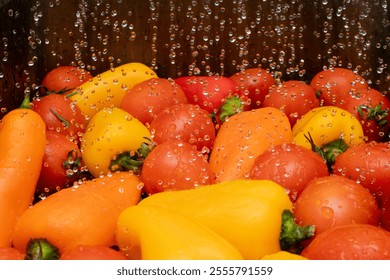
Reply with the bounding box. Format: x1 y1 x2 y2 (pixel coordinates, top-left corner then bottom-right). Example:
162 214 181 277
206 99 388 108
81 107 151 177
116 205 244 260
70 62 156 120
292 106 365 150
138 179 294 260
261 251 308 260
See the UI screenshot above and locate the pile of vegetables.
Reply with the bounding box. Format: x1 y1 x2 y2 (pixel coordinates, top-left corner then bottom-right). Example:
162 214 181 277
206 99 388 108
1 62 390 260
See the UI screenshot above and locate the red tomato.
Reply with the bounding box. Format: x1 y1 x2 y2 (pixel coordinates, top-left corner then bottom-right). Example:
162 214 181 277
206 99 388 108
310 67 368 106
174 75 239 114
262 80 320 127
60 245 127 260
32 93 87 143
249 143 329 202
149 103 216 153
337 88 390 142
229 68 275 109
332 141 390 229
140 140 215 195
294 175 380 236
120 77 188 125
37 131 82 195
41 66 93 93
301 224 390 260
0 247 25 260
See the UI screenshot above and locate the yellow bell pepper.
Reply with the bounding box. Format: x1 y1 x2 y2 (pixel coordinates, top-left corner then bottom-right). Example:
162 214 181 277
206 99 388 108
81 107 151 177
260 251 308 260
292 106 365 150
116 205 243 260
70 62 156 120
138 179 297 260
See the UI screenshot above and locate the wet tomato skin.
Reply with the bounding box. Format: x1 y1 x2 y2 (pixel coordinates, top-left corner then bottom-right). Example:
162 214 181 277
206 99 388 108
337 88 390 142
120 77 188 125
262 80 320 127
149 103 216 153
229 68 275 109
301 223 390 260
309 67 368 106
36 131 82 195
294 175 380 236
41 66 93 93
31 93 86 143
140 140 215 195
249 143 329 202
174 75 239 114
332 141 390 230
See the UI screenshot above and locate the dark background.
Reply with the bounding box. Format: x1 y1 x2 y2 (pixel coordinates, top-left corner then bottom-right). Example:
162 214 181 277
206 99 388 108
1 0 389 117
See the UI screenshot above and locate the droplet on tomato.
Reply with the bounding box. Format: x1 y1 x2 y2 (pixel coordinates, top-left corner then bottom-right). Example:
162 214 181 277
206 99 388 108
321 206 334 220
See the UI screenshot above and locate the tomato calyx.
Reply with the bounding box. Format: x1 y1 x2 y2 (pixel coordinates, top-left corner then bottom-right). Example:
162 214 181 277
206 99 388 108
279 209 315 254
65 90 80 99
49 109 70 129
36 84 75 96
109 138 154 174
25 238 60 260
357 104 389 127
63 150 82 179
304 132 349 171
211 95 246 124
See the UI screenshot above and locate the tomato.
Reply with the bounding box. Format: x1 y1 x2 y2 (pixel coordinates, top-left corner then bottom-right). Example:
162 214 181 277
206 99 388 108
301 223 390 260
32 93 87 143
262 80 320 127
41 66 93 93
149 103 216 153
60 245 127 260
294 175 380 236
249 143 329 202
229 68 275 109
337 88 390 142
174 75 239 114
36 131 82 195
120 77 188 125
0 247 25 260
332 141 390 230
140 140 215 195
309 67 368 106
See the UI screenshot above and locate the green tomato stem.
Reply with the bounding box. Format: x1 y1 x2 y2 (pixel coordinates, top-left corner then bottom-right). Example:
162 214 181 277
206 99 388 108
50 109 70 129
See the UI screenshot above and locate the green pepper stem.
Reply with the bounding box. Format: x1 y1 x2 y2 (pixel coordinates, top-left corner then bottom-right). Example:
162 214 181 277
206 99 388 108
20 95 31 109
25 238 60 260
109 138 153 174
279 209 315 254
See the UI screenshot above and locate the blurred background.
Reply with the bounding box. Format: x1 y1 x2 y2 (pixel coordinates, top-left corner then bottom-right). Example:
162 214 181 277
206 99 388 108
0 0 389 117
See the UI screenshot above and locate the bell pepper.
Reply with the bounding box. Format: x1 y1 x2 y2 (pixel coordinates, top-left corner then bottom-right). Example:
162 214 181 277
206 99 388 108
137 179 310 260
260 251 308 260
81 107 152 177
292 106 365 150
116 205 244 260
70 62 156 120
0 96 46 247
